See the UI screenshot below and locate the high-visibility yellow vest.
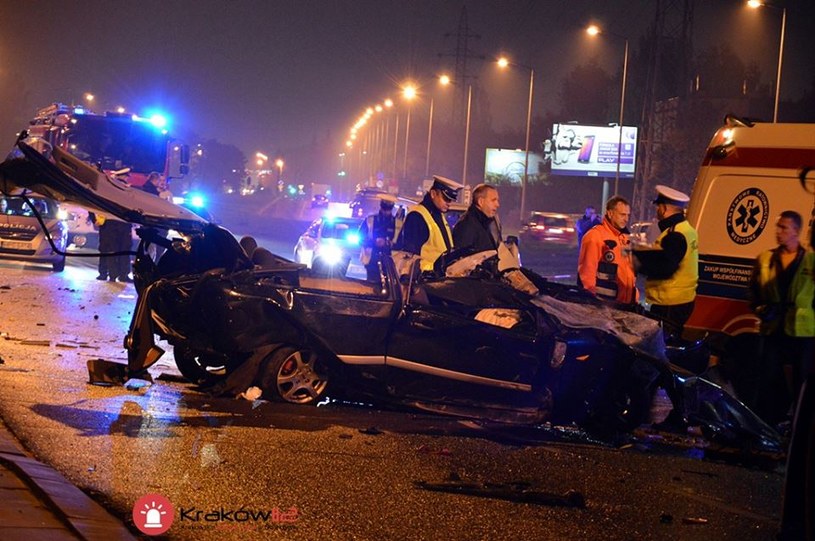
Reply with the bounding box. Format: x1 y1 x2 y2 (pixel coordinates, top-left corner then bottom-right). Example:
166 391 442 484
645 220 699 305
755 249 815 337
409 204 453 272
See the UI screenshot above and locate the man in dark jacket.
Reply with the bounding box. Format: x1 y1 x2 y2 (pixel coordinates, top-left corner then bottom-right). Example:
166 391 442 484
576 205 601 251
452 184 502 253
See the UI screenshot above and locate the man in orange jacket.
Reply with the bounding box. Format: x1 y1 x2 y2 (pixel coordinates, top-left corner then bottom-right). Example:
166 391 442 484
577 195 638 305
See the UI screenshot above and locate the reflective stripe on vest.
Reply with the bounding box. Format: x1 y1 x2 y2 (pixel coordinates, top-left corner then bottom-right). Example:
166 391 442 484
645 220 699 305
596 260 618 301
409 204 453 272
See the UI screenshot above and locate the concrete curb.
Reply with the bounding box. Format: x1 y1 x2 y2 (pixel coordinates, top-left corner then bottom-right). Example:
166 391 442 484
0 424 137 541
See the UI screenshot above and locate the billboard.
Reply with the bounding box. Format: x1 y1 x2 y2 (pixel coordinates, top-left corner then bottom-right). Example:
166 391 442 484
483 148 545 186
548 123 637 178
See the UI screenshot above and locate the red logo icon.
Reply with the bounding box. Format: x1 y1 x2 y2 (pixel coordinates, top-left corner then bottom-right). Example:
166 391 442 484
133 493 174 535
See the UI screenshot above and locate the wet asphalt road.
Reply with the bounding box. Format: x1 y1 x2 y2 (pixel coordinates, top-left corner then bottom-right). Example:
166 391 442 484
0 200 786 540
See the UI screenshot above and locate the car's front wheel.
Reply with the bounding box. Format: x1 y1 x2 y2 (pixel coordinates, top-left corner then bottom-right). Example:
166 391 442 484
260 346 328 404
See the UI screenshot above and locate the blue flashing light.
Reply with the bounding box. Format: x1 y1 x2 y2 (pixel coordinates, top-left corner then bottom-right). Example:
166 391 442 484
150 114 167 128
287 185 297 195
132 110 170 130
345 232 360 245
73 107 86 115
188 193 206 208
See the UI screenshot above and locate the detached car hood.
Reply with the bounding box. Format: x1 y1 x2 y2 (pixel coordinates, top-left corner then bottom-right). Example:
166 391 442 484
0 139 206 233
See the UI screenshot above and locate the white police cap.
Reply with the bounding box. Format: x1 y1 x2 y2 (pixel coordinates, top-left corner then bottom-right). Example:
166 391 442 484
431 175 464 201
653 185 690 207
377 193 398 207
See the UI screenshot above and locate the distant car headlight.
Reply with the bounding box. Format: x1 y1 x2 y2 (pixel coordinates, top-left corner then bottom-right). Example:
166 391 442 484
320 244 344 265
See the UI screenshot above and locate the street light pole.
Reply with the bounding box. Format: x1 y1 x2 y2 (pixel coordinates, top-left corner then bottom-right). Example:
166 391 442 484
521 69 533 226
402 106 411 180
463 84 472 186
773 7 786 123
392 114 400 181
497 57 535 225
747 1 787 122
615 38 629 195
425 97 434 178
587 25 629 195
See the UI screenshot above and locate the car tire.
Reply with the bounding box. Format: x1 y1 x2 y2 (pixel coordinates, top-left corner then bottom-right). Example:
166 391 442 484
52 256 66 272
259 346 328 404
588 376 653 435
174 345 227 385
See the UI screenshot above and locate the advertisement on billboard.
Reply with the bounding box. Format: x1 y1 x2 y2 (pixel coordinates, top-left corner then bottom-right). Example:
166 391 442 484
483 148 545 185
548 123 637 178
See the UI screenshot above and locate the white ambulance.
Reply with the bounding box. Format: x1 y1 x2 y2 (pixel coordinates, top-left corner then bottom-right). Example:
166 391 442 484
684 115 815 353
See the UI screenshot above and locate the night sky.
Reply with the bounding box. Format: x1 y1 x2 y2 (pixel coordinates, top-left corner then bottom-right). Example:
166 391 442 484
1 1 813 167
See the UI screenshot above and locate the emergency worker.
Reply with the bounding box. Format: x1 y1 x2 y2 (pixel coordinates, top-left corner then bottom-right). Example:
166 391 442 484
634 185 699 335
748 210 815 425
396 175 462 272
359 194 402 282
577 195 638 305
452 184 502 253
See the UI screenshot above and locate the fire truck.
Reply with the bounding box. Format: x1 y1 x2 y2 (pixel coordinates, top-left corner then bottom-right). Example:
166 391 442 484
25 103 191 247
26 103 189 188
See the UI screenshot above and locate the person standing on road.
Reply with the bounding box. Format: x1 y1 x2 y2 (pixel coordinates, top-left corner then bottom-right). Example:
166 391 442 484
91 213 133 282
141 171 169 261
748 210 815 425
576 205 601 251
452 184 502 253
633 185 699 335
577 196 638 305
359 194 401 282
396 175 462 272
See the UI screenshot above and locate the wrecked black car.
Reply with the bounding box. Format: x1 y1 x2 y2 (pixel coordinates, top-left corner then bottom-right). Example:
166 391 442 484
0 138 782 449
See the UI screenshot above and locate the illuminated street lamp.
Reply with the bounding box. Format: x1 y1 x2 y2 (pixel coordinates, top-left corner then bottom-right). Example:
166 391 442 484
586 24 629 195
256 151 268 168
401 83 417 180
84 93 95 103
497 56 535 224
275 158 284 183
747 0 786 123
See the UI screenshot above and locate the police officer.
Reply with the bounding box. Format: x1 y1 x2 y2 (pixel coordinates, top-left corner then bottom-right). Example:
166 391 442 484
577 195 638 305
634 185 699 335
397 175 462 272
359 194 402 282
